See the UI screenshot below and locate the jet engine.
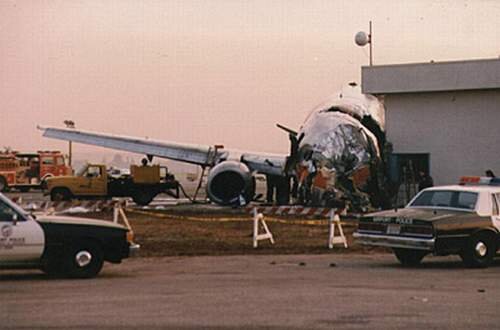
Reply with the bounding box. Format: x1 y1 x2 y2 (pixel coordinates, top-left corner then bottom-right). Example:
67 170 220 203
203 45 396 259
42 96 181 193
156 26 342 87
206 161 255 205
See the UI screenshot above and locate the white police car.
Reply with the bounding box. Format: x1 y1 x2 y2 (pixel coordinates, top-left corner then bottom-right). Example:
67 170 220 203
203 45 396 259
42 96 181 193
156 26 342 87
0 193 138 278
355 177 500 267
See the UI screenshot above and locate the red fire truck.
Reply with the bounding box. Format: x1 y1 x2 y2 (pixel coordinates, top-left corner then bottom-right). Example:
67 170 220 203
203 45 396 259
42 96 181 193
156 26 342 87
0 151 72 192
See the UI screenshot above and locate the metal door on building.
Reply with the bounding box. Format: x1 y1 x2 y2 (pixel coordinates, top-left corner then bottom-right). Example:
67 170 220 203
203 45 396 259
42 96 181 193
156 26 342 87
388 153 430 206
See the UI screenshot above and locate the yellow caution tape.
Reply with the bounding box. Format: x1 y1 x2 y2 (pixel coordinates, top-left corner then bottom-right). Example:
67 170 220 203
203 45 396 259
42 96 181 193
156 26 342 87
126 209 353 227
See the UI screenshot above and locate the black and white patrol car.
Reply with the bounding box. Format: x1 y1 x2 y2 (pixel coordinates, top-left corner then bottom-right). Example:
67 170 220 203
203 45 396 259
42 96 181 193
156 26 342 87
0 193 139 278
354 177 500 268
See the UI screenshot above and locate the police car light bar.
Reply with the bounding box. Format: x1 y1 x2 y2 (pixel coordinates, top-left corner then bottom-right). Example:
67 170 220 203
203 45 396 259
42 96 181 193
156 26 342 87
459 176 500 186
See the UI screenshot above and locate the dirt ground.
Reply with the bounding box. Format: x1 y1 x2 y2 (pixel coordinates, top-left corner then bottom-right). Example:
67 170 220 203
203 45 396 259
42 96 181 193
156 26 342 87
82 205 385 257
7 191 385 256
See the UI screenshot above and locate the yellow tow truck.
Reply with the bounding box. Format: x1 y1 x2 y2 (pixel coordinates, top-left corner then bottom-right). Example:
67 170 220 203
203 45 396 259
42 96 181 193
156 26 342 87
45 163 179 205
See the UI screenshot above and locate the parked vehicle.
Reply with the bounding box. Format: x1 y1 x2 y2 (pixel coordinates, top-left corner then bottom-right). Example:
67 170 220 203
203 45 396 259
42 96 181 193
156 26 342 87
45 163 179 205
0 193 139 278
0 151 72 192
354 176 500 268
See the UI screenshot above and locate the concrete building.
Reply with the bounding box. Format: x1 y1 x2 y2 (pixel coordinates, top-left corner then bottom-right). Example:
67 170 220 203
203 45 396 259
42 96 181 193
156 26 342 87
362 58 500 186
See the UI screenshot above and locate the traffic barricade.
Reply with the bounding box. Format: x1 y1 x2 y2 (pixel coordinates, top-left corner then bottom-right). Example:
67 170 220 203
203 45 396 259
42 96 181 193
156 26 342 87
12 197 132 230
245 205 348 249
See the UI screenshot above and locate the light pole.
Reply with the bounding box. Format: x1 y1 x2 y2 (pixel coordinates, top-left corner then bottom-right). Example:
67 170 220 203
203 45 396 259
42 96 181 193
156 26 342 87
355 21 373 66
63 120 75 166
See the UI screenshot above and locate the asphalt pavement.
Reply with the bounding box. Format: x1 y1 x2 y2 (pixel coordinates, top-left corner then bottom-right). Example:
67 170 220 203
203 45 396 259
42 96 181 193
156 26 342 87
1 254 500 329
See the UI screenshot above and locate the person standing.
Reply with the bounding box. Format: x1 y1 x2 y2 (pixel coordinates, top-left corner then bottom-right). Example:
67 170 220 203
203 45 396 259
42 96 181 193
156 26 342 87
418 171 434 191
265 174 277 204
485 169 496 178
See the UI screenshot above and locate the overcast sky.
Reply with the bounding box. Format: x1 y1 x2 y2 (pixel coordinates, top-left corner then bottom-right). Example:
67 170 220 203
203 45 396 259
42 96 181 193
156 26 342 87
1 0 499 157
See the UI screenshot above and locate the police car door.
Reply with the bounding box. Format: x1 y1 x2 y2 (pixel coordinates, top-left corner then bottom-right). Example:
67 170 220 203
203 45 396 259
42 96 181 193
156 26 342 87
0 197 45 264
491 193 500 231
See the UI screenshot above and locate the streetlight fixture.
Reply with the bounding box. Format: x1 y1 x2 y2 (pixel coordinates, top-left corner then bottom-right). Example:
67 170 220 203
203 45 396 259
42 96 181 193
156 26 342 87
63 120 75 166
355 21 373 66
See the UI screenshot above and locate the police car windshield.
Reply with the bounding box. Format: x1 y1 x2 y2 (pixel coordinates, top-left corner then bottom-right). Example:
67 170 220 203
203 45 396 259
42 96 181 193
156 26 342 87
410 190 478 211
0 194 29 218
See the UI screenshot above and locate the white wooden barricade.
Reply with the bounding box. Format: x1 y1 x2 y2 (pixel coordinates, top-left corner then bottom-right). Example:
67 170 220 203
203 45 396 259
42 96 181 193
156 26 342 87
328 212 348 249
246 206 348 249
12 197 134 232
12 197 120 214
112 199 133 231
251 208 275 248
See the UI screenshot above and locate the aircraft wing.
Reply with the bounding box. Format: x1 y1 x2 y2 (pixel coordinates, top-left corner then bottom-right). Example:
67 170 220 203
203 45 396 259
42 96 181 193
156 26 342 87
38 126 287 175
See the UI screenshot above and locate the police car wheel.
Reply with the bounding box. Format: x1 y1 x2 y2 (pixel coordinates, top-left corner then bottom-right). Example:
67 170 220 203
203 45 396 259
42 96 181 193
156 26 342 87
66 241 104 279
460 233 496 268
393 248 426 267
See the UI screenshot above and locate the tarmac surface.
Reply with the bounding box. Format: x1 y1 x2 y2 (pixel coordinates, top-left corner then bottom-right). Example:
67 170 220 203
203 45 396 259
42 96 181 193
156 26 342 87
2 254 500 330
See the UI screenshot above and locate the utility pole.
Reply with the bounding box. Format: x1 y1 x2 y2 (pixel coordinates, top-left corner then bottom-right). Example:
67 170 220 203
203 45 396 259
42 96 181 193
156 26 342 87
369 20 373 66
63 120 75 166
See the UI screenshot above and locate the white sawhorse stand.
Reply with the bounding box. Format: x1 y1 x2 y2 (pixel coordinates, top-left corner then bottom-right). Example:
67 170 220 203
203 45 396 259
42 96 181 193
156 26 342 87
251 207 348 249
252 208 275 248
328 210 348 249
113 200 133 232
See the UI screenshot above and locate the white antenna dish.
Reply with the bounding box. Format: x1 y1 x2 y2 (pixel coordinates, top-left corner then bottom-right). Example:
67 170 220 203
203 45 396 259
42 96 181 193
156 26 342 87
355 21 373 66
355 31 369 46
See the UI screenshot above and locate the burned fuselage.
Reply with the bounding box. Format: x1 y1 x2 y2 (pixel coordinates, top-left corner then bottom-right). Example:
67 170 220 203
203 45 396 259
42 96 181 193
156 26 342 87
291 86 387 210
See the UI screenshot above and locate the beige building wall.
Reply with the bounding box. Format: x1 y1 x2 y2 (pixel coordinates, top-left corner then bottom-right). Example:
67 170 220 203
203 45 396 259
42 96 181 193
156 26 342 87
384 90 500 185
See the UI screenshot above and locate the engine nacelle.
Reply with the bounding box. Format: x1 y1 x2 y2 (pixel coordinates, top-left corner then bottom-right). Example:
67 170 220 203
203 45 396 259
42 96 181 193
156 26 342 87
206 161 255 205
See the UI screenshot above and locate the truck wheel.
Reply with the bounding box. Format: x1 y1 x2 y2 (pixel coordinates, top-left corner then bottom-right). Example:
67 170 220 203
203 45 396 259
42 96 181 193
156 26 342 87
0 176 8 192
132 190 155 206
460 232 496 268
40 180 48 191
50 188 72 201
393 248 427 267
65 241 104 279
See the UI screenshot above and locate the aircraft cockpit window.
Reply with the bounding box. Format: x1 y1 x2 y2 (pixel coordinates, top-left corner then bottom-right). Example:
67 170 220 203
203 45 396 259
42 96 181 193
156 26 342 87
320 106 343 113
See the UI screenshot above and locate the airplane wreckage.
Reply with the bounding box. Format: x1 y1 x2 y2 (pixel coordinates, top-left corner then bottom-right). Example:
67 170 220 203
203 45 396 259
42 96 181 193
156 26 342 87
39 85 392 211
